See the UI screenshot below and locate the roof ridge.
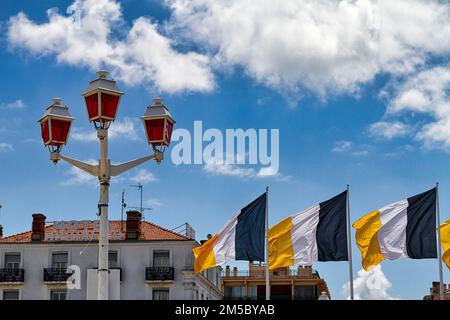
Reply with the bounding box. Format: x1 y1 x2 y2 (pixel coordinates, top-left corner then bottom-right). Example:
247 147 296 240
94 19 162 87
141 220 192 240
0 229 32 240
0 224 54 241
0 220 192 242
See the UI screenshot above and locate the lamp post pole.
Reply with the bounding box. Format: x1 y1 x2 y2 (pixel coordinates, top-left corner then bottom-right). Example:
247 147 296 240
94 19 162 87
98 128 110 300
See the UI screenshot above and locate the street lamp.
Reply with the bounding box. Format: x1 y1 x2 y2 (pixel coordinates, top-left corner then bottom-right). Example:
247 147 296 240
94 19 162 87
82 70 123 130
38 71 176 300
141 98 176 156
38 98 74 155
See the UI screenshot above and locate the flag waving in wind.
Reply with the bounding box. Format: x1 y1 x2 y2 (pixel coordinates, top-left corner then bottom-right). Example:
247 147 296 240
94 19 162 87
193 193 266 273
269 191 348 269
353 188 437 271
440 219 450 270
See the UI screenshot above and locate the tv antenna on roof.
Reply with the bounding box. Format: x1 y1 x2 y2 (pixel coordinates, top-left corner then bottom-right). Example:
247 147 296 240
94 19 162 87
130 183 143 212
120 190 126 232
130 183 154 220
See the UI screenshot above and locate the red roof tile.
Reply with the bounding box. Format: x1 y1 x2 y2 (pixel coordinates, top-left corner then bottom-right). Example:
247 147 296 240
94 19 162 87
0 220 191 243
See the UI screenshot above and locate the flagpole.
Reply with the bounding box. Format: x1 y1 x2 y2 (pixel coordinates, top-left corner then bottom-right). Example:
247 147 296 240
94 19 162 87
265 186 270 301
346 184 354 300
436 182 444 300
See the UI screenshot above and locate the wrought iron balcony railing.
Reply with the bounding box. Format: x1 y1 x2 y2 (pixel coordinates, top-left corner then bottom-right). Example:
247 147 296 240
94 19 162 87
0 268 25 282
43 268 73 282
145 267 174 281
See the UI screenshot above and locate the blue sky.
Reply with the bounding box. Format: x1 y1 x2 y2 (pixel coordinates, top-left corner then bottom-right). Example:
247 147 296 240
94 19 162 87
1 0 450 299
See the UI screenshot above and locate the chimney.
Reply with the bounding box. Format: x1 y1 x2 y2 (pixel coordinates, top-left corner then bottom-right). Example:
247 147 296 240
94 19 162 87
432 281 441 294
31 213 46 241
200 234 213 245
225 265 231 277
126 210 142 240
0 225 3 238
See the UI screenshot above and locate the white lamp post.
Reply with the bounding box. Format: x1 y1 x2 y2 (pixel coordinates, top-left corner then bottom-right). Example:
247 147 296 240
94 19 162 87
38 71 176 300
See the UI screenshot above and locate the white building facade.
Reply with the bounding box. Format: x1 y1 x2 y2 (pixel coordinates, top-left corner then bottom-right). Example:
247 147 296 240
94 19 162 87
0 212 222 300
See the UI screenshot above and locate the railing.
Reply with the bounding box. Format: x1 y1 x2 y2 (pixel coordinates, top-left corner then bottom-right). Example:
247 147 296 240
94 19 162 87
0 268 25 282
221 269 320 279
145 267 174 281
43 268 73 282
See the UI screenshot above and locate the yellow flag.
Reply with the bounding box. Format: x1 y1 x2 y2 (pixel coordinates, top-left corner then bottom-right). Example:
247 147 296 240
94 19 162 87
352 210 385 271
192 233 219 273
440 219 450 270
268 216 294 269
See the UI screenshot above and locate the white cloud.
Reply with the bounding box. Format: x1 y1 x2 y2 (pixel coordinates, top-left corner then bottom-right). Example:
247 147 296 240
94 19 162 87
368 121 410 140
61 159 98 186
204 161 256 178
350 150 369 157
7 0 214 93
129 168 158 184
332 140 353 153
332 140 370 156
386 66 450 150
9 0 450 101
166 0 450 97
0 99 26 110
0 143 14 153
203 160 287 180
71 117 139 142
342 266 398 300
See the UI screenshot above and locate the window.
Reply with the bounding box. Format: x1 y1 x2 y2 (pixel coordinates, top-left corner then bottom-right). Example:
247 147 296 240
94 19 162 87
109 251 118 268
4 253 20 269
153 251 170 267
51 252 68 269
153 288 169 300
247 286 257 300
51 290 67 301
224 286 244 300
294 285 316 300
3 290 19 300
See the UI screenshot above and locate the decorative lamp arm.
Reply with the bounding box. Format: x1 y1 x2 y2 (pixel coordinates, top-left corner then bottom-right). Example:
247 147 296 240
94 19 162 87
51 152 99 176
110 151 163 177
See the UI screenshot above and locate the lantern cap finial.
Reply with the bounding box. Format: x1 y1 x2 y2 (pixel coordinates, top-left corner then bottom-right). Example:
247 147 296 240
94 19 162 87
52 98 63 106
96 70 109 79
152 98 163 106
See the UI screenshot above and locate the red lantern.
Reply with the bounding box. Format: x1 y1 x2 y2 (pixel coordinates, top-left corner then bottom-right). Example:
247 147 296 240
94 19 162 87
81 71 123 129
38 98 74 152
141 98 175 153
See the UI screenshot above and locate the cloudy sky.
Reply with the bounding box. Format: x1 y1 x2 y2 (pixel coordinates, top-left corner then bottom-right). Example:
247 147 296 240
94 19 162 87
1 0 450 299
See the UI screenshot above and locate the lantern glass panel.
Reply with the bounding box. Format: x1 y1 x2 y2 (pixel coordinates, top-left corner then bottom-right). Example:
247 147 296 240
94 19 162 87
165 121 173 144
51 119 71 145
40 120 50 144
145 119 165 144
85 94 99 120
101 93 120 121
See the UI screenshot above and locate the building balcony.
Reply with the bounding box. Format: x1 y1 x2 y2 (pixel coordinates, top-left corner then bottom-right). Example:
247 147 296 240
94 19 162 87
0 268 25 283
145 267 174 282
222 265 320 280
43 268 73 283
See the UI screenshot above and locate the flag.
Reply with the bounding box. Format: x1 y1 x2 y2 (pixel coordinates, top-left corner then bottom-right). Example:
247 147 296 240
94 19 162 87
268 191 348 269
193 193 266 273
441 219 450 270
353 188 437 271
